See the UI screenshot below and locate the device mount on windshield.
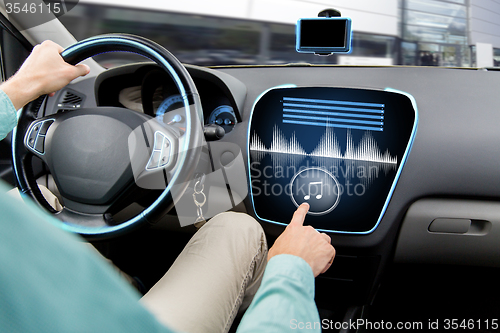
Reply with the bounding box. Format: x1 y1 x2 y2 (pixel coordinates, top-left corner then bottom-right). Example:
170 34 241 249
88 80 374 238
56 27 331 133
296 8 352 56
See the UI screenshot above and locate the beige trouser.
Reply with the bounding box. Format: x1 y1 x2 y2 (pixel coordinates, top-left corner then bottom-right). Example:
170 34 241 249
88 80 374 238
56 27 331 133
141 212 268 333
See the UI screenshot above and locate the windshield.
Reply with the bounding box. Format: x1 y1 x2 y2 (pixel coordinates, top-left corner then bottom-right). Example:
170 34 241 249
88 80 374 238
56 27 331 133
56 0 498 68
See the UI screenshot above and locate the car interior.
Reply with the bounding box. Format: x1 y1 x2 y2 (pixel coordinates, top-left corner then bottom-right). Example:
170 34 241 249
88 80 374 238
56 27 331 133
1 1 500 332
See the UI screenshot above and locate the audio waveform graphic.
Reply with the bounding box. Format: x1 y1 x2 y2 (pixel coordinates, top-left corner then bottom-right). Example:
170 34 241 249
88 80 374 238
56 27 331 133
310 126 342 159
250 125 397 165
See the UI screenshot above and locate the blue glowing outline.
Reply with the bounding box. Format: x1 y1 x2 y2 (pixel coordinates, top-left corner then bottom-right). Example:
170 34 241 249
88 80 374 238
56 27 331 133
45 36 191 236
247 86 419 234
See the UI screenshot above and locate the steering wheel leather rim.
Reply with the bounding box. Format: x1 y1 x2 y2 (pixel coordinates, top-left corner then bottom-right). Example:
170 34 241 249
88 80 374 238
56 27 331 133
12 34 204 240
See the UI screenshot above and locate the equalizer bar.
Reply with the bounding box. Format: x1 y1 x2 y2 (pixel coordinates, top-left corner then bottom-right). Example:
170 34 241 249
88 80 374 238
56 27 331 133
283 97 385 132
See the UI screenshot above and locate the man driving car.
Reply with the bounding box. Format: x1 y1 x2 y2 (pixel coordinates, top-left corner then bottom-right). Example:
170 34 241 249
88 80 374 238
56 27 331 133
0 41 335 333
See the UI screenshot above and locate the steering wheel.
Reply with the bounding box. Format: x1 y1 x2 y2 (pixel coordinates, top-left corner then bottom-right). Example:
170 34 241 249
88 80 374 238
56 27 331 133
12 34 204 240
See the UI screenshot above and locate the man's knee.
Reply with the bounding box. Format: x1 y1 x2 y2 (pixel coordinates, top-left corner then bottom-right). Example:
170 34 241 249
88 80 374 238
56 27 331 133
209 211 262 232
206 212 266 249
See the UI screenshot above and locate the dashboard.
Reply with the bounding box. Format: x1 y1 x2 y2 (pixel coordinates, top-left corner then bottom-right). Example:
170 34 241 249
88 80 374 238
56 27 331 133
43 62 500 306
94 63 243 134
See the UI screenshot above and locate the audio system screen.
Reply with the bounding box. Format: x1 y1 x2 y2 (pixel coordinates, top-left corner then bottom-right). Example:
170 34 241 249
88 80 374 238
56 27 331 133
248 87 417 233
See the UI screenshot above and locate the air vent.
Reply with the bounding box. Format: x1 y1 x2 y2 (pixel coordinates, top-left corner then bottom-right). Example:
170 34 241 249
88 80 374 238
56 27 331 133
57 89 85 112
62 91 82 104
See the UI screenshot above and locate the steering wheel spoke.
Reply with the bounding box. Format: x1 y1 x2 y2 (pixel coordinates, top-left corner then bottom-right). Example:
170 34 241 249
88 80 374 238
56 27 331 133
57 208 110 229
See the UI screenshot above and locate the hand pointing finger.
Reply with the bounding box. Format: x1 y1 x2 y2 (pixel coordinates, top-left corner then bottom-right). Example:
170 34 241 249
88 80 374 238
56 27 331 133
288 203 309 227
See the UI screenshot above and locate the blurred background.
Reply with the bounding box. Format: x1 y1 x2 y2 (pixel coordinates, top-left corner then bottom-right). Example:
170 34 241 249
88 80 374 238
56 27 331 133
55 0 500 68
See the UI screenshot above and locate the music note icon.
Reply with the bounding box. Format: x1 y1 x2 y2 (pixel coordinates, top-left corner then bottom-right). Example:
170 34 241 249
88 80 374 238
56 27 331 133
304 181 323 200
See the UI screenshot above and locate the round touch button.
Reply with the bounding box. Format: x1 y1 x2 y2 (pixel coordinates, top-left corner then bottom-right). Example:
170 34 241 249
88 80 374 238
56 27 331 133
289 167 341 216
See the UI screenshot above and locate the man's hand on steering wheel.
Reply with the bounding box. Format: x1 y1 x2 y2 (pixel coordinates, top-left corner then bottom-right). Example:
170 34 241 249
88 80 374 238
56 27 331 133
0 40 90 110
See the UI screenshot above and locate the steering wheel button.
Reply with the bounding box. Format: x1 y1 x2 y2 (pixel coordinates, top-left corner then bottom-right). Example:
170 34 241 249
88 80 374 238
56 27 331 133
147 151 161 170
159 155 169 167
27 129 38 148
27 136 36 148
154 132 164 150
34 136 45 153
39 120 54 135
159 150 170 166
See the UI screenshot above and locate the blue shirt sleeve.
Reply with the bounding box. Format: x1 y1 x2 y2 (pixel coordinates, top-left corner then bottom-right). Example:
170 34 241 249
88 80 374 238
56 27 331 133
237 254 321 333
0 181 176 333
0 89 18 140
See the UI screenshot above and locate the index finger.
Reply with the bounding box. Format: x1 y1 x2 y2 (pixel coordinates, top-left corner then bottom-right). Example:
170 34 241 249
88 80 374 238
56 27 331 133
55 43 64 53
41 40 64 53
289 203 310 227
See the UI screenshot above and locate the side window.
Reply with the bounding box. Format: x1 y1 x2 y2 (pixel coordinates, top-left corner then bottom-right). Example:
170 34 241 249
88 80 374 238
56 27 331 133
0 15 32 185
0 28 31 80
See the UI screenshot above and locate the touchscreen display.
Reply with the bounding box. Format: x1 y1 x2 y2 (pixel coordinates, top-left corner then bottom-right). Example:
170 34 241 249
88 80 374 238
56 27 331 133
248 87 417 233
